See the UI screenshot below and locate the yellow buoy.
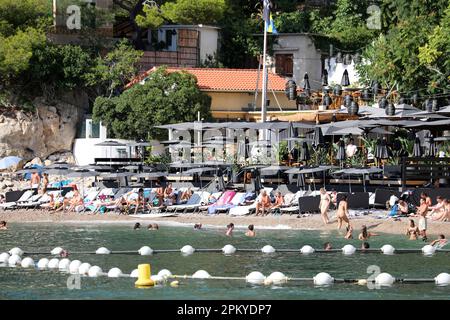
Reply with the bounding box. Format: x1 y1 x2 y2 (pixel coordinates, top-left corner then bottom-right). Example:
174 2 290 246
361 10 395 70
135 264 155 287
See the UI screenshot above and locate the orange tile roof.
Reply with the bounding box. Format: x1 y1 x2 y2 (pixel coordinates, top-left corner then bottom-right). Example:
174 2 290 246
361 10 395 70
126 67 288 92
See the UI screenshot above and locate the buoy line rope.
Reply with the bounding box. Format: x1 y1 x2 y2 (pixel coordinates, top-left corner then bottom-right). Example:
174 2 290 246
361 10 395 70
1 258 450 287
10 247 450 256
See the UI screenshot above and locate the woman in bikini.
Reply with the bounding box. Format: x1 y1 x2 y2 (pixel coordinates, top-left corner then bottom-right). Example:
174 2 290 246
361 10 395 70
337 195 351 230
406 219 419 240
255 190 271 216
319 188 331 225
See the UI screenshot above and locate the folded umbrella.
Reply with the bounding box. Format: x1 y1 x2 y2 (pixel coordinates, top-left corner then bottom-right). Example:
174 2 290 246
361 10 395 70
299 142 311 162
413 137 422 157
336 139 346 161
426 136 436 157
375 138 389 159
341 69 350 87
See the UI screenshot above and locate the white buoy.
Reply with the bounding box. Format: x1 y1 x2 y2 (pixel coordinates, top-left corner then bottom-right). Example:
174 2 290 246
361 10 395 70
192 270 211 279
58 258 71 270
342 244 356 255
300 245 315 255
151 274 165 284
8 254 22 266
78 262 91 275
69 260 82 274
375 273 395 286
51 247 64 255
0 252 10 263
246 271 266 285
261 245 276 254
107 267 123 278
20 257 35 268
130 269 139 278
96 247 111 255
422 245 436 256
138 246 153 256
381 244 395 255
313 272 334 286
158 269 172 279
9 247 23 256
222 244 236 255
435 273 450 286
267 272 287 285
37 258 49 269
48 258 60 269
88 266 103 277
180 245 195 255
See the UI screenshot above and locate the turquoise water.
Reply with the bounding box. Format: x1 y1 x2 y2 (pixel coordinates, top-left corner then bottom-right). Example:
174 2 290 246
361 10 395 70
0 223 449 300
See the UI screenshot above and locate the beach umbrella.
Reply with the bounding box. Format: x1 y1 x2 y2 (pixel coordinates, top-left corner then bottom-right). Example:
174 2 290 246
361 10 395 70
260 165 290 176
0 156 22 170
341 69 350 86
299 142 311 164
336 139 346 165
426 135 437 157
286 122 296 153
375 138 389 160
413 137 422 157
67 170 100 198
312 127 325 147
74 165 111 171
303 73 311 93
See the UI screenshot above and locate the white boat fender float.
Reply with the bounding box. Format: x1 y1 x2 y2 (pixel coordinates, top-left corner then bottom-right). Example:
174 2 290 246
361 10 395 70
21 257 35 268
381 245 395 255
246 272 266 285
58 258 71 270
138 246 153 256
300 245 315 255
261 245 276 254
78 263 91 275
375 273 395 286
313 272 334 286
158 269 173 279
192 270 211 279
222 244 236 255
37 258 49 269
0 252 10 263
9 247 23 256
422 245 436 256
151 274 165 284
267 272 287 285
180 245 195 255
88 266 103 277
69 260 82 274
435 273 450 286
96 247 111 255
51 247 64 255
8 254 22 266
47 258 60 269
342 244 356 255
108 267 123 278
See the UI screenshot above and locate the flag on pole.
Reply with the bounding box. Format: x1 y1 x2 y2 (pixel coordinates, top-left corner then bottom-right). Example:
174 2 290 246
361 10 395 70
266 13 278 34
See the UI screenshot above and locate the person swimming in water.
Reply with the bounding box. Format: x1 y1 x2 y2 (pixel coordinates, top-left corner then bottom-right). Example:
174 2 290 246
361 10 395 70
0 221 7 230
358 225 379 241
323 242 332 251
133 223 141 230
194 223 202 230
344 225 353 239
245 224 256 237
226 223 234 236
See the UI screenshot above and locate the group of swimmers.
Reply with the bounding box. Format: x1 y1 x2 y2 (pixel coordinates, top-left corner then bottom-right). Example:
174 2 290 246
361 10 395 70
133 222 159 230
225 223 256 237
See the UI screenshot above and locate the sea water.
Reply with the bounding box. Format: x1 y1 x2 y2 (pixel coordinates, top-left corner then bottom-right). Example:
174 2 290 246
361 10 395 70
0 223 449 299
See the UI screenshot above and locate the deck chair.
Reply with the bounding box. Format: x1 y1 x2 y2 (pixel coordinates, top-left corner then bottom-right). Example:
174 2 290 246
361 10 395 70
207 190 236 214
279 191 307 215
165 191 209 213
209 192 246 214
16 193 43 210
0 190 35 210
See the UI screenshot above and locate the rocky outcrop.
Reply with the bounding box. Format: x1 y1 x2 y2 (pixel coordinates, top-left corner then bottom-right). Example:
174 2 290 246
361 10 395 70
0 97 82 161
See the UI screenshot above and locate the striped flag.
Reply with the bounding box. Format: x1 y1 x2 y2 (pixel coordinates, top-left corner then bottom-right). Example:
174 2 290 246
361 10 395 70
266 13 278 34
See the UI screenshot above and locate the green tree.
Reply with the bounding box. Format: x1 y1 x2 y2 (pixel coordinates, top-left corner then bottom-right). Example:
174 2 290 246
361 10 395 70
0 0 51 36
93 67 212 140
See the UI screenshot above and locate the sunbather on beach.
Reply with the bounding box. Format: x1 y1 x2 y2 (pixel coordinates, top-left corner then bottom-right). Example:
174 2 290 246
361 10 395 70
0 220 7 230
337 195 351 230
420 192 432 207
245 224 255 237
255 190 271 216
406 219 419 240
63 190 83 213
431 198 449 221
430 234 448 248
155 182 165 206
128 188 145 215
358 225 378 241
271 191 284 211
180 188 193 203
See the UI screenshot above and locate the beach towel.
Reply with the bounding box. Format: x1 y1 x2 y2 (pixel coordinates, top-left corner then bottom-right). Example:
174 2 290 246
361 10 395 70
207 191 237 214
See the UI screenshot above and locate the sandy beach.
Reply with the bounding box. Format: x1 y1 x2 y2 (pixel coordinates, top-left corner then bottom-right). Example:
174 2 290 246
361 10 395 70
2 209 450 236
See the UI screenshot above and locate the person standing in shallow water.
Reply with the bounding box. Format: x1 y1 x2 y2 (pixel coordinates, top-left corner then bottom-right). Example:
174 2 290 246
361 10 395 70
337 195 351 230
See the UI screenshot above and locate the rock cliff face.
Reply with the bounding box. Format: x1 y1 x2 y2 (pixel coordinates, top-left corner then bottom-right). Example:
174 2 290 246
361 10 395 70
0 97 82 161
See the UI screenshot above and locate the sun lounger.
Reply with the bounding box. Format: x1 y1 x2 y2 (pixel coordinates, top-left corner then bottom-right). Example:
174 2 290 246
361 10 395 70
16 194 43 210
207 190 237 214
279 191 307 214
208 192 246 214
165 191 210 213
0 190 35 210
